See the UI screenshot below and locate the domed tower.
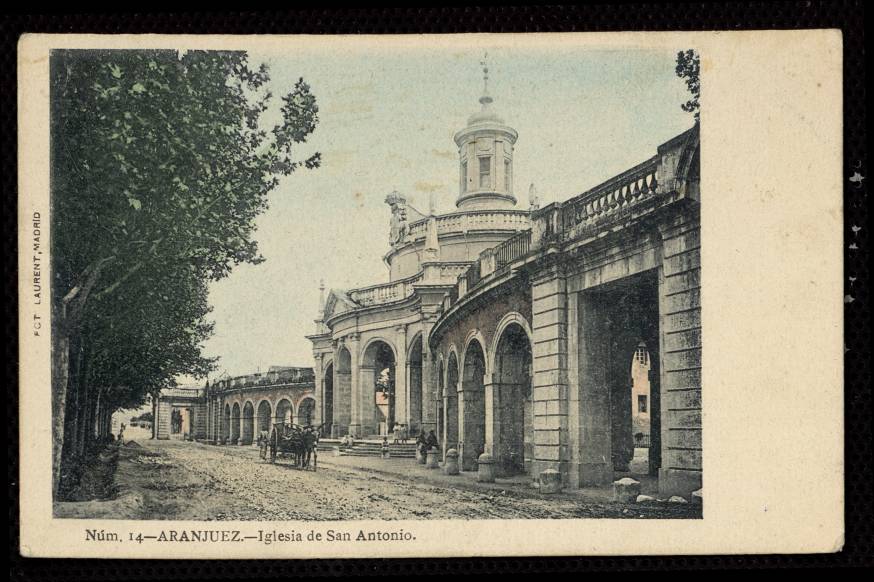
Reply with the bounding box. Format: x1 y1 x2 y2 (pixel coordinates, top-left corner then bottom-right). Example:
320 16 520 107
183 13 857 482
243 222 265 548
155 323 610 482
454 58 519 211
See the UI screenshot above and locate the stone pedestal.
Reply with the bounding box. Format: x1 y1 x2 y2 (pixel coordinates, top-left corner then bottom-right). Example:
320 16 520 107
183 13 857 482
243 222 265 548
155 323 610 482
539 469 562 494
477 453 495 483
612 477 641 503
443 448 460 475
425 449 439 469
332 446 341 457
415 448 424 464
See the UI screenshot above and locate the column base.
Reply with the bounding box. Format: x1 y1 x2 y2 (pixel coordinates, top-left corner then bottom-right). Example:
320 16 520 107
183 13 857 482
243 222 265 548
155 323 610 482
658 468 702 499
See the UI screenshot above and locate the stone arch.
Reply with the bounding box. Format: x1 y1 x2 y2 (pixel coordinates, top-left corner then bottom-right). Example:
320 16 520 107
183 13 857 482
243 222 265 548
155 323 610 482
489 312 533 379
297 396 317 426
462 329 491 380
444 349 460 459
241 401 255 445
360 336 398 365
230 402 241 444
493 320 534 476
436 354 445 446
256 399 272 434
275 398 294 425
361 339 397 437
460 337 487 471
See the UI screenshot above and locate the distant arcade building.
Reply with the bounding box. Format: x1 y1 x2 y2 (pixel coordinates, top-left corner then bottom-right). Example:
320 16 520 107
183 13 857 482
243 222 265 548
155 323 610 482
153 366 317 445
308 72 702 497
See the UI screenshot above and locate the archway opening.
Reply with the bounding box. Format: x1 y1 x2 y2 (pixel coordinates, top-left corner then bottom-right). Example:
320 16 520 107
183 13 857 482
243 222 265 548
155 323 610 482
578 270 661 486
445 352 459 454
275 398 293 425
170 407 192 440
323 362 334 436
436 359 445 448
494 322 533 476
230 402 241 444
408 334 423 435
335 346 352 436
241 401 255 445
256 400 272 435
629 342 652 474
298 397 316 426
222 404 231 443
362 340 396 437
461 339 486 471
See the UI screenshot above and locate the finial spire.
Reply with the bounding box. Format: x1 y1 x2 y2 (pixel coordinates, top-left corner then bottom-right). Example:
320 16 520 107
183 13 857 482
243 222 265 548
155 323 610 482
479 52 492 106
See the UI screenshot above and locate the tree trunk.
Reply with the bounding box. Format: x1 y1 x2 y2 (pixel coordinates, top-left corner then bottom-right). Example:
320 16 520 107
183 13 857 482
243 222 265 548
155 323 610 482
51 257 112 498
51 327 70 498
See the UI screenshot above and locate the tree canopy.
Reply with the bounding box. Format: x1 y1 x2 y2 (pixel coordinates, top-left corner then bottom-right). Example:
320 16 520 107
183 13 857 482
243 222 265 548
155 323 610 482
51 49 320 492
675 49 700 121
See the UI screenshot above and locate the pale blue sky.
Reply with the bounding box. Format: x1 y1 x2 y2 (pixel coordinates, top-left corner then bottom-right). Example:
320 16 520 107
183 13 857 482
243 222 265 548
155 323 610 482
196 43 695 380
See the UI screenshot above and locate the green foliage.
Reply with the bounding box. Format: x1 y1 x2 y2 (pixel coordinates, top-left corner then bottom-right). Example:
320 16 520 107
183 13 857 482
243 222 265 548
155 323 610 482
51 49 320 413
675 49 700 121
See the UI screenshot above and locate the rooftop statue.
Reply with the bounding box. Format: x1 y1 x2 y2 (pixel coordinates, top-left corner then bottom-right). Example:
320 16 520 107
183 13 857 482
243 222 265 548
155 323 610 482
385 190 409 246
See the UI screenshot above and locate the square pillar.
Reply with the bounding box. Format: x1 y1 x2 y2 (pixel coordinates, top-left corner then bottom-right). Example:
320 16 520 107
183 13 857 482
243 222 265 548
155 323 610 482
359 365 377 436
484 379 501 459
530 264 570 483
155 399 172 440
394 326 408 430
347 334 361 437
658 213 702 497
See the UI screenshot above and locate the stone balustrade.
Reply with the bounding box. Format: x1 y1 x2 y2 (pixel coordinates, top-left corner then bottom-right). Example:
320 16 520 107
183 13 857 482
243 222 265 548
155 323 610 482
405 209 530 240
348 272 424 307
558 156 660 239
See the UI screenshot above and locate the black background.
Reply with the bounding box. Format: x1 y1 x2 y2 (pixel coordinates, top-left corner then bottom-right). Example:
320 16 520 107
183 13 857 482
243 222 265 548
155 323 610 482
5 3 870 577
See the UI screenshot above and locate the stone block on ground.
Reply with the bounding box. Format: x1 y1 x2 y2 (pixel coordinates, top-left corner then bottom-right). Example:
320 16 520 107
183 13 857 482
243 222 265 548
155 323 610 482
668 495 688 503
539 469 562 494
636 494 656 503
477 453 495 483
425 449 439 469
691 488 702 506
443 448 460 475
612 477 641 503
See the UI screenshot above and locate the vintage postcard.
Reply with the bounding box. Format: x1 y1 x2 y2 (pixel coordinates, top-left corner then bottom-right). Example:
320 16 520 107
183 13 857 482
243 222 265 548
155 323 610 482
18 31 843 558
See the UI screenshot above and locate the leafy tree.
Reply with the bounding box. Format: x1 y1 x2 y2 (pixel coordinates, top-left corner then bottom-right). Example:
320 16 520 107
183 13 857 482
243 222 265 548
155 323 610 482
675 49 700 121
51 49 320 495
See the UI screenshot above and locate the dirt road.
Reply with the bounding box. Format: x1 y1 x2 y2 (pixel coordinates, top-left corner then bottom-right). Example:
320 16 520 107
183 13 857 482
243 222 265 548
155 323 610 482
56 438 700 520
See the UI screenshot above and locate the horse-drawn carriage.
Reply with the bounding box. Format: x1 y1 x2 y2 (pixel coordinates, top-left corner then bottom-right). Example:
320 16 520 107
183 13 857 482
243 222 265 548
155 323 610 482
258 422 321 470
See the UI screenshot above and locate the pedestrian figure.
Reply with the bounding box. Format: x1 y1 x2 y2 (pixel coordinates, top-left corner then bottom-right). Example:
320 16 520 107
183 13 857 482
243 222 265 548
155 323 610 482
425 429 439 452
415 429 427 455
393 423 401 444
117 423 125 445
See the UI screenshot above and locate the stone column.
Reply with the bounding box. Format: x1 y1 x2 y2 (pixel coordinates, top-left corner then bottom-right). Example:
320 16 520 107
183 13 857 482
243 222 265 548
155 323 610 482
347 333 361 437
657 210 702 497
155 398 172 440
394 325 408 430
530 263 570 483
420 322 438 434
484 375 501 460
313 353 324 427
575 290 613 486
358 365 376 436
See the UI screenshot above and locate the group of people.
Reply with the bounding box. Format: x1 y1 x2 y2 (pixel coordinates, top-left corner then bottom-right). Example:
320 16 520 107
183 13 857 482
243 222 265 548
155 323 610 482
391 423 409 444
339 427 439 457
